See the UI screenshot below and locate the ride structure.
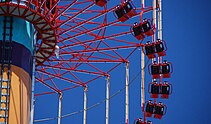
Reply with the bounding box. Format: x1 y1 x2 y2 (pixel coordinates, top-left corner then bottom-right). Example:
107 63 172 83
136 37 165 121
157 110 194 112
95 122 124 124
0 0 173 124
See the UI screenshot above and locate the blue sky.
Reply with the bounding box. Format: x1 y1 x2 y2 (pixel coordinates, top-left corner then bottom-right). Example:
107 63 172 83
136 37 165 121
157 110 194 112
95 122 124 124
33 0 211 124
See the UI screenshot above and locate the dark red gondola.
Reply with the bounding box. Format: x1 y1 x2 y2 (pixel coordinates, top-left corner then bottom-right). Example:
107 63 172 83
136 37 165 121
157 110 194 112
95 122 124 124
122 0 137 17
155 39 167 57
145 100 154 117
142 19 154 36
148 80 160 98
161 60 173 78
147 121 152 124
95 0 107 7
135 118 152 124
149 61 160 79
161 81 172 99
132 22 145 40
154 102 167 119
114 5 129 22
135 118 145 124
144 41 156 59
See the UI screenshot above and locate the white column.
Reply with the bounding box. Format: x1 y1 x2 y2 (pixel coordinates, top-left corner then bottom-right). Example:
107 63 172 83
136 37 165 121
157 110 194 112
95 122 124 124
158 0 163 40
30 30 37 124
83 86 88 124
142 0 145 8
153 0 157 42
125 62 129 124
106 76 110 124
141 50 145 109
57 93 62 124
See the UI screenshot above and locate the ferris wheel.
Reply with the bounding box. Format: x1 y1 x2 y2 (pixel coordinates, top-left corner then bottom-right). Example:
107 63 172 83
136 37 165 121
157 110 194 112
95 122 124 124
0 0 173 124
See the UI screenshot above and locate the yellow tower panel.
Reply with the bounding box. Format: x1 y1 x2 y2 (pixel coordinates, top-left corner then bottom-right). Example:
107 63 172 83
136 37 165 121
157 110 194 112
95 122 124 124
0 65 31 124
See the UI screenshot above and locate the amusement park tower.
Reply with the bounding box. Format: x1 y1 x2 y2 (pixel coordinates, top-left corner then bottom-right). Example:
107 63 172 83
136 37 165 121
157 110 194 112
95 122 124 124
0 0 57 123
0 15 34 124
0 7 34 124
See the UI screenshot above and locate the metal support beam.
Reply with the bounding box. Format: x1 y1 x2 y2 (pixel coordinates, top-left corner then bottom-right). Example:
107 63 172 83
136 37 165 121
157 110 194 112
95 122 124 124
142 0 145 8
57 93 62 124
153 0 157 42
125 62 129 124
30 54 36 124
141 50 145 109
83 86 88 124
30 30 37 124
106 75 110 124
141 49 146 122
158 0 162 40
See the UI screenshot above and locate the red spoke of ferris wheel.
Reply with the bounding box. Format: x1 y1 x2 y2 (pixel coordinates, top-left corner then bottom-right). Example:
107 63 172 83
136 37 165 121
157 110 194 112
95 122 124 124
58 5 155 36
105 48 139 73
42 64 106 76
75 21 136 48
39 68 80 84
46 74 60 90
56 35 104 73
59 24 127 64
63 7 105 14
35 77 60 93
60 30 131 49
58 6 116 35
85 62 107 75
68 24 126 61
68 44 142 54
36 68 85 86
84 75 104 85
58 7 156 41
35 85 80 97
59 19 119 42
35 73 104 97
56 2 95 28
53 0 79 20
49 59 125 63
39 52 107 82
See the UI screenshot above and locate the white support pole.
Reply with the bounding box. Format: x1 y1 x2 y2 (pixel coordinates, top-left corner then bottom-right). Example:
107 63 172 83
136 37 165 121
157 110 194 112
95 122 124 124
83 86 88 124
57 93 62 124
141 50 145 109
125 62 129 124
30 56 35 124
158 0 162 40
153 0 157 42
106 76 110 124
30 30 37 124
142 0 145 8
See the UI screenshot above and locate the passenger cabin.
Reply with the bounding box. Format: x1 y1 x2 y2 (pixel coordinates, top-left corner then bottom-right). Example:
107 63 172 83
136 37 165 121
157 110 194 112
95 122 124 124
114 5 129 22
135 119 152 124
161 60 172 78
155 39 166 57
161 81 172 99
95 0 107 7
154 102 166 119
145 41 156 59
122 1 136 17
114 1 136 22
132 22 145 40
145 100 154 117
135 118 145 124
150 61 160 79
149 81 160 98
142 19 154 36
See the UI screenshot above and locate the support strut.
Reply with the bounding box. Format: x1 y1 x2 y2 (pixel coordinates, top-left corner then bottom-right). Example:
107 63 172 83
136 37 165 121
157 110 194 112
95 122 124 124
106 75 110 124
125 62 129 124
